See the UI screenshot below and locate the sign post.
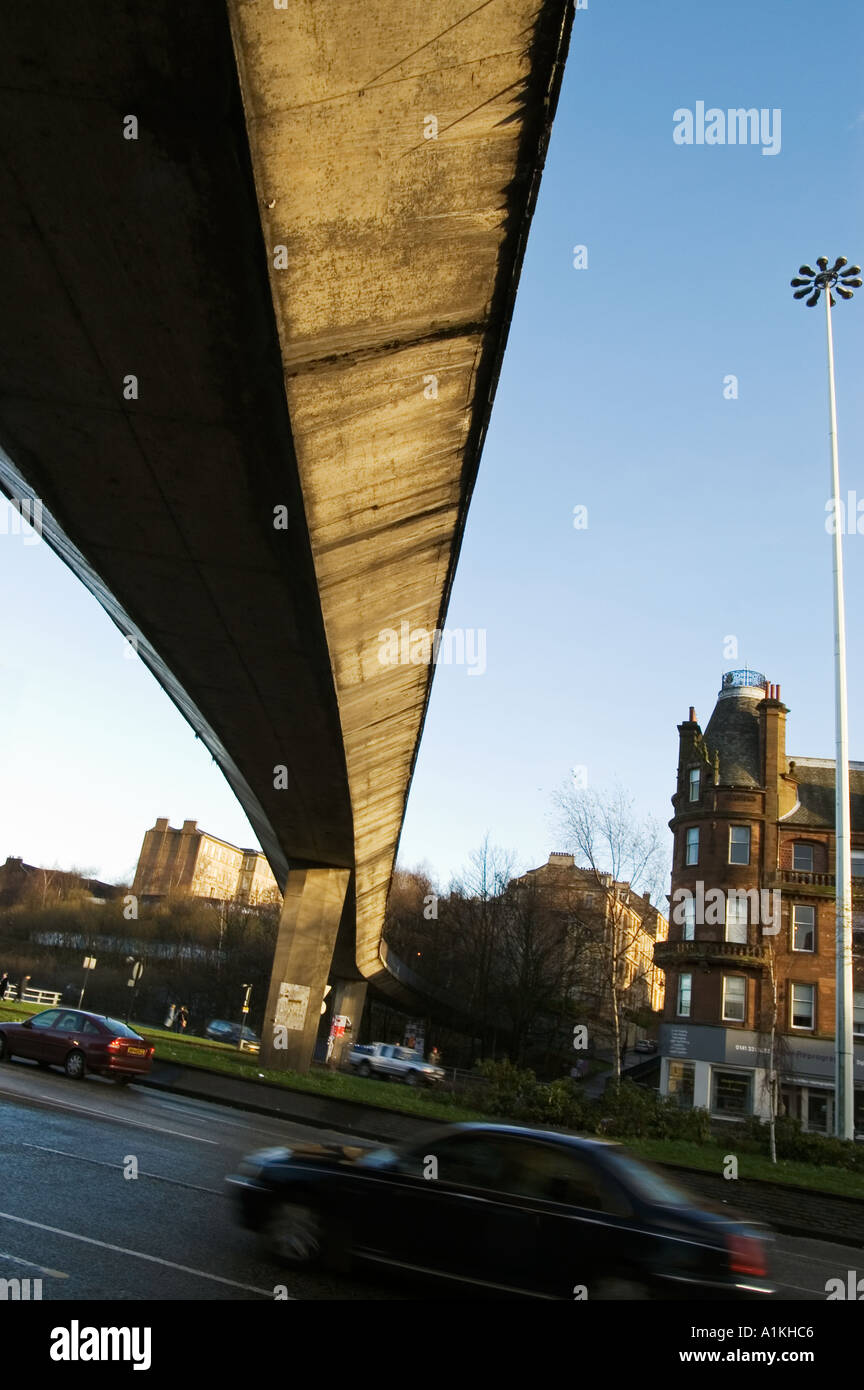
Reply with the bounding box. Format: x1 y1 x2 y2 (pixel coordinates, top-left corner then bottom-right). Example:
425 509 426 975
77 956 97 1009
239 983 252 1049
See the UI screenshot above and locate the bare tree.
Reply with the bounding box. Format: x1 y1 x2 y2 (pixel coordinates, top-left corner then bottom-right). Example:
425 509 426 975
446 838 517 1055
383 865 441 975
554 782 667 1082
495 873 598 1065
757 940 798 1164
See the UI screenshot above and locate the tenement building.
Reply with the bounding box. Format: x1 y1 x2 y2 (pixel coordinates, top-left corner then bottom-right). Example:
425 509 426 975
131 818 281 907
513 852 668 1047
656 669 864 1133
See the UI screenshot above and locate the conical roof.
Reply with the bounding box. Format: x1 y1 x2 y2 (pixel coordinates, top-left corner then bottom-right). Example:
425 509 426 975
703 672 766 787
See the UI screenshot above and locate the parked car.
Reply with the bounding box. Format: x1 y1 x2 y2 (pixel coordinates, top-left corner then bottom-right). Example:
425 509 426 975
634 1039 658 1054
348 1041 445 1086
205 1019 260 1051
0 1008 154 1084
227 1122 774 1299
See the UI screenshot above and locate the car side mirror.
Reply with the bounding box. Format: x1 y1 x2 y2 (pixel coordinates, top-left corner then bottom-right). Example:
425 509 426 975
21 1019 32 1029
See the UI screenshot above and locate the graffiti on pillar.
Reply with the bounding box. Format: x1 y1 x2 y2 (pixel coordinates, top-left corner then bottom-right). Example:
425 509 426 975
275 982 310 1031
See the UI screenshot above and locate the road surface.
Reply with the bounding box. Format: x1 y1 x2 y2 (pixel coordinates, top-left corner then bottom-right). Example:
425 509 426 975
0 1061 856 1301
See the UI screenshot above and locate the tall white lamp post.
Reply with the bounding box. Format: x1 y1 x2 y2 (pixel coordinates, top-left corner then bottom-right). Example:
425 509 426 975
791 255 861 1139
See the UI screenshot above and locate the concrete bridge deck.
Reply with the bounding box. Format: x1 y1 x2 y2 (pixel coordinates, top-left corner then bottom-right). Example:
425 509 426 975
0 0 572 1064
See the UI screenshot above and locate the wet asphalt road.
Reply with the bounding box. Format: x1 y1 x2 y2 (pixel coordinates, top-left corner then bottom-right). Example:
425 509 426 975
0 1059 400 1301
0 1058 859 1302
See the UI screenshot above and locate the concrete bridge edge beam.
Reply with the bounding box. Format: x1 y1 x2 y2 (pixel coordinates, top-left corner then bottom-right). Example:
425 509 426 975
259 867 351 1073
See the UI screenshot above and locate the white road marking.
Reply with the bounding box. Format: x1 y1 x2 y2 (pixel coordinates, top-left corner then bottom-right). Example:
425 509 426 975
775 1243 864 1267
0 1082 217 1143
0 1249 68 1278
0 1210 282 1297
22 1144 225 1196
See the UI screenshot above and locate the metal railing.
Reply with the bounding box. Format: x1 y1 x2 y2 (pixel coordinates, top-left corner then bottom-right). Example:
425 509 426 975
722 668 767 691
6 987 62 1007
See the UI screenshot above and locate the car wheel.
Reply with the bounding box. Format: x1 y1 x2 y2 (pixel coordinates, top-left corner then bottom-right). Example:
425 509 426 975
357 1061 371 1078
265 1200 322 1267
64 1049 86 1080
404 1070 420 1087
592 1275 653 1300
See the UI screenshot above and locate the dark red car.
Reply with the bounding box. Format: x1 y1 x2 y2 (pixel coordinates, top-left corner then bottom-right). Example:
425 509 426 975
0 1007 154 1084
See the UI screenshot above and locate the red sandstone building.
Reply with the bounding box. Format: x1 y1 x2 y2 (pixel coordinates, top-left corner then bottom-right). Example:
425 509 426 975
656 669 864 1133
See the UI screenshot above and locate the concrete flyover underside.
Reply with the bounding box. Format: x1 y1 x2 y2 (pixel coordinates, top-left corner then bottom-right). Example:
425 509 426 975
0 2 571 1017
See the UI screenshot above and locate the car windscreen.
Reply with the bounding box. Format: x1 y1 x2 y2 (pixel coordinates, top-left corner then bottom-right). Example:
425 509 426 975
100 1018 143 1039
605 1151 694 1206
353 1146 400 1170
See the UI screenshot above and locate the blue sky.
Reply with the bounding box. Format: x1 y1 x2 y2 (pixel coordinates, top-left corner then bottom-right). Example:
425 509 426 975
2 0 862 888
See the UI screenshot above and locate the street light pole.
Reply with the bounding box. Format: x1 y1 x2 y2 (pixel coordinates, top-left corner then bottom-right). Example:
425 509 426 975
791 255 861 1140
825 285 854 1143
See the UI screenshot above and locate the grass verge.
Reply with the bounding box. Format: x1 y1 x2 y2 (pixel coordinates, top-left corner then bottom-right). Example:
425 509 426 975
623 1137 864 1201
3 1002 864 1196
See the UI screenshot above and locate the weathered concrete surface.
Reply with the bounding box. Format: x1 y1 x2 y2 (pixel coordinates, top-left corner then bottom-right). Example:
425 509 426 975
227 0 573 989
0 3 354 883
259 867 351 1071
0 2 572 1013
327 979 369 1068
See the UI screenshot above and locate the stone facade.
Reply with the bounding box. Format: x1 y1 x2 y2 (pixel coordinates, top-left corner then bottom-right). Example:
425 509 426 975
131 819 281 907
512 853 668 1046
657 670 864 1132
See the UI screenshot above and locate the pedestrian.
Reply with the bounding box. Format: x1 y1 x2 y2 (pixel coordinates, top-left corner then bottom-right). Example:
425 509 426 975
0 972 9 1000
429 1045 442 1066
176 1004 189 1034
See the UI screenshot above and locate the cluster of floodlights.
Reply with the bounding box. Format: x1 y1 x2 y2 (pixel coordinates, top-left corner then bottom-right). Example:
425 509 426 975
791 256 862 306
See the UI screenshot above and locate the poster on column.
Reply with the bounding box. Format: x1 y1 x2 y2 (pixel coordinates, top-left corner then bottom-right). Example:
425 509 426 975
275 982 310 1031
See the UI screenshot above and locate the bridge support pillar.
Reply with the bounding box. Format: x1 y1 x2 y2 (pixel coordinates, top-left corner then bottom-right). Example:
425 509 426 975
259 867 351 1074
325 978 368 1068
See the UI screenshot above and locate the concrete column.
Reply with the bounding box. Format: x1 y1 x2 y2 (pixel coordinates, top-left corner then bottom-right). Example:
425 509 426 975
259 867 350 1073
325 978 368 1068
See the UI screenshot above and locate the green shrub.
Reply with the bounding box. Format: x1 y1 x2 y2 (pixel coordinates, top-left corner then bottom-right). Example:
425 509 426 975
773 1115 864 1173
471 1065 712 1144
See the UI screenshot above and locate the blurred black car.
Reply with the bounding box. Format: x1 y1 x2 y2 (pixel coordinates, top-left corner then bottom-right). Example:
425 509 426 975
227 1122 773 1299
634 1039 658 1054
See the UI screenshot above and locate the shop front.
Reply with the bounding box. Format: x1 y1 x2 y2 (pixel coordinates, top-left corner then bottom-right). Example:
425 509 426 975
659 1023 864 1132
